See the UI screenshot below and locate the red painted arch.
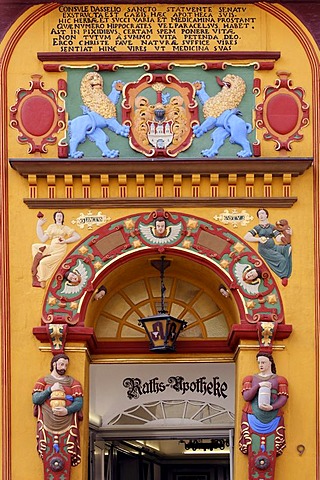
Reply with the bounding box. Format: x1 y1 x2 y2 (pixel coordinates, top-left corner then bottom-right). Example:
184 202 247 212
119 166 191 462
34 210 292 354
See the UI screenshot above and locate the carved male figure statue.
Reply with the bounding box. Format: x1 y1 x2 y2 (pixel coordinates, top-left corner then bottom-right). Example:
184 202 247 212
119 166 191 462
32 354 83 480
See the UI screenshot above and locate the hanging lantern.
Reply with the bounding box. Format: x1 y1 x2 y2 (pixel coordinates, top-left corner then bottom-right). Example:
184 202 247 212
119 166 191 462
139 256 187 352
139 313 187 352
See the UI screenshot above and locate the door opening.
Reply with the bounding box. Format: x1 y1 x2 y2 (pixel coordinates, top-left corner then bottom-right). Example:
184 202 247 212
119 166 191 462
89 362 235 480
89 430 233 480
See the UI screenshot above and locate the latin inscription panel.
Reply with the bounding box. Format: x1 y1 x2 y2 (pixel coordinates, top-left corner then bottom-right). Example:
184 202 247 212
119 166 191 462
46 4 262 53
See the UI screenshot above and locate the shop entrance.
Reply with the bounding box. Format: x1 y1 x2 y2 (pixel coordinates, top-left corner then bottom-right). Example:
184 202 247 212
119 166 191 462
89 362 235 480
89 431 233 480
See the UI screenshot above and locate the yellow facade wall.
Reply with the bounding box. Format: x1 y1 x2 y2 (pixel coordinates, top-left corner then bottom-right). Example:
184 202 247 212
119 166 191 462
1 3 318 480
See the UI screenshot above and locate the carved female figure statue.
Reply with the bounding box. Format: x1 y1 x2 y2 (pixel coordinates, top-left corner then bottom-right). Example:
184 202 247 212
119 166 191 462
244 208 292 286
31 211 80 288
239 352 289 480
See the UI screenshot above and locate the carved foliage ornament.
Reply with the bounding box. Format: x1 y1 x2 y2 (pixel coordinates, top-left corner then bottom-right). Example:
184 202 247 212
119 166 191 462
10 74 66 154
47 323 68 353
255 71 309 151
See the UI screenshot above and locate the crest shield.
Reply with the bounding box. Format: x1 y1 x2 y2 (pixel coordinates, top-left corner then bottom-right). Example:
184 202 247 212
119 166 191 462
122 73 199 157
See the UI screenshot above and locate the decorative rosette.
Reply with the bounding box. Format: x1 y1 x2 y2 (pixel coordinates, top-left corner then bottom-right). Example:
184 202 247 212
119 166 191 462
49 456 65 472
255 454 270 470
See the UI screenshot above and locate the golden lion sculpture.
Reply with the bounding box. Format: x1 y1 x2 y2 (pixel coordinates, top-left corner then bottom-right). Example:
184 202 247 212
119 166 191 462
192 74 252 158
68 72 130 158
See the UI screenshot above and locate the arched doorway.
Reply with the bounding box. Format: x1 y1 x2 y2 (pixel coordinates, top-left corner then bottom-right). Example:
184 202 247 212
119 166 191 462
86 250 237 479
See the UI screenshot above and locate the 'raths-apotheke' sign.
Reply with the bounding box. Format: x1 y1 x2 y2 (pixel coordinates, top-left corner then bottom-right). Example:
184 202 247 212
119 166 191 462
90 363 235 425
123 373 228 399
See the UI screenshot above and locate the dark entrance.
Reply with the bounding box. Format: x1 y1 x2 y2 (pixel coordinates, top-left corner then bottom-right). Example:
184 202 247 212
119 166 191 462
89 435 232 480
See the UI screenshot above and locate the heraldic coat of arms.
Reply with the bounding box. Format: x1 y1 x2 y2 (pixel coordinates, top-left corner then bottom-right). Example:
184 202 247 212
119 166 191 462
122 73 199 157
